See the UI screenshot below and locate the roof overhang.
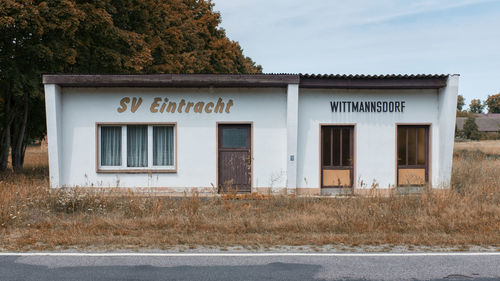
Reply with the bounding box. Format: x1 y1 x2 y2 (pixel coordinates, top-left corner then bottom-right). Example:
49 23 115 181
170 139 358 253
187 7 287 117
42 74 299 88
299 74 449 89
43 74 451 89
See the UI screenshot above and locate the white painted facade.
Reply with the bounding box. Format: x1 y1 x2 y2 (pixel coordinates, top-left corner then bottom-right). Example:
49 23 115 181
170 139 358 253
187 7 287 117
44 74 459 194
298 89 439 189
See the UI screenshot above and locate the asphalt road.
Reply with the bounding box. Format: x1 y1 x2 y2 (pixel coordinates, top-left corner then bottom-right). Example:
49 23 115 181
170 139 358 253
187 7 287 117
0 253 499 281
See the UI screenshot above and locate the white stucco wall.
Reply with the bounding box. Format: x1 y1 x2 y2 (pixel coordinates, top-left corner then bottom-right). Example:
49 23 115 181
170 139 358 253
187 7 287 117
297 89 441 189
437 75 459 187
56 87 288 189
44 84 63 187
44 76 458 192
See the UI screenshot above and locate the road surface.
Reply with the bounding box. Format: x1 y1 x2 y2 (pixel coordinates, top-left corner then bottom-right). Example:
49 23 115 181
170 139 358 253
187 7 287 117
0 252 499 280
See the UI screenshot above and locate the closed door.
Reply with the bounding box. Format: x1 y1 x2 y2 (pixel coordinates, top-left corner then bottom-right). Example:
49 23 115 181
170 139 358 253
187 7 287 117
321 126 354 188
218 124 251 193
397 125 429 186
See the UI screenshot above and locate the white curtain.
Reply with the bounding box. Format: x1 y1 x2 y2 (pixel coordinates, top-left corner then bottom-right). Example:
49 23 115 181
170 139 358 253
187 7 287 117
127 125 148 167
153 126 174 166
101 126 121 166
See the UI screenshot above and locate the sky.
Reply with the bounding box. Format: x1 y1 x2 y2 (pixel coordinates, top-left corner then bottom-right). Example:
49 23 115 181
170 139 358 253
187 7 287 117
212 0 500 105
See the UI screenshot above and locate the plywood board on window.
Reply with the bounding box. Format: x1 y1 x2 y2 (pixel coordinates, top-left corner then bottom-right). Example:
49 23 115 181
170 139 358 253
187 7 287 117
398 168 426 185
323 169 351 187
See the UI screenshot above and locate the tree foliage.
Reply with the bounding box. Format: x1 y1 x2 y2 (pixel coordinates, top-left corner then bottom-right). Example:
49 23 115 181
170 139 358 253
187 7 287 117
457 94 465 111
109 0 261 74
0 0 262 171
469 98 485 114
486 93 500 113
462 117 481 140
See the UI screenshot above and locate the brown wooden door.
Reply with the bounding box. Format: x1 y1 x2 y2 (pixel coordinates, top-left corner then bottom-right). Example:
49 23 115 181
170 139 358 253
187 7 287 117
218 124 251 193
321 126 354 188
397 125 429 186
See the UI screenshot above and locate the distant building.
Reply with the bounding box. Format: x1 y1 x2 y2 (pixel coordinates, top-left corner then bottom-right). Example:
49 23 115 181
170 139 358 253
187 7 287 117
456 114 500 132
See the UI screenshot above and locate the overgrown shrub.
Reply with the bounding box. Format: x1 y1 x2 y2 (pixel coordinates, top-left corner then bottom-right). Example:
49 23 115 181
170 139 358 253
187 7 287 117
462 117 482 140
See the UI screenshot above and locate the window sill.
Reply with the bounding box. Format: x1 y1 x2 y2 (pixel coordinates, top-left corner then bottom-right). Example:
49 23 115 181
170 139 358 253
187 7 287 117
97 169 177 174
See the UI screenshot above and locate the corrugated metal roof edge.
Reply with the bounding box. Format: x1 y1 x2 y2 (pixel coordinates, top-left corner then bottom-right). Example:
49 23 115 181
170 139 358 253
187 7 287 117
298 73 453 79
42 73 455 89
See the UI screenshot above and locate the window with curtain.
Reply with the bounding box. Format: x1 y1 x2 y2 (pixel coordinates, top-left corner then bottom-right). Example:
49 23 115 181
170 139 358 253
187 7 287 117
153 126 174 166
100 126 122 166
127 125 148 167
99 123 175 171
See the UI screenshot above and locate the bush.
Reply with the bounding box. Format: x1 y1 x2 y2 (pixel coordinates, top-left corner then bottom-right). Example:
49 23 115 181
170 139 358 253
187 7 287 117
462 117 482 140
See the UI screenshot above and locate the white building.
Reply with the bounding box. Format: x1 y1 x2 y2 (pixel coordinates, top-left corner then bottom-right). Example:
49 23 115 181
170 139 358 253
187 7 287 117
43 74 458 195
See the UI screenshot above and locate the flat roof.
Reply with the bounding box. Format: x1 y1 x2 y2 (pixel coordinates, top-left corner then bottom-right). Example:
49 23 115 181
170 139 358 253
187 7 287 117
43 74 454 89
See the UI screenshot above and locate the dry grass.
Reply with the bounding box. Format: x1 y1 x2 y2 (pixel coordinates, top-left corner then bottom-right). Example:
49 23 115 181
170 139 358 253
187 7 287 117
0 144 499 251
454 140 500 155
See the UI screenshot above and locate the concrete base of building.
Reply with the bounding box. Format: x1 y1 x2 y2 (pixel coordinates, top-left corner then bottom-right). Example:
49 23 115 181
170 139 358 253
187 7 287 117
396 185 426 194
254 187 293 195
63 185 443 198
321 187 353 196
353 188 395 197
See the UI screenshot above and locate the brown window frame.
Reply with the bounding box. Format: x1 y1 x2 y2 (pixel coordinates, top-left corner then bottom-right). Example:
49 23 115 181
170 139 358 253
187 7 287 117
95 122 177 174
321 125 354 188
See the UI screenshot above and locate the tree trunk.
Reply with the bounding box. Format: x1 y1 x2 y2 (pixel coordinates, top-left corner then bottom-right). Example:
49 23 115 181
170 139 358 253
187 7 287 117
0 89 13 172
12 91 29 172
0 123 11 172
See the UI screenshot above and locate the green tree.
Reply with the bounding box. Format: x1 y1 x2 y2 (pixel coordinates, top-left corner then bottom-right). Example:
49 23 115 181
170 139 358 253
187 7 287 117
0 0 86 171
110 0 261 74
0 0 261 171
457 94 465 111
486 93 500 113
462 117 481 140
469 99 485 114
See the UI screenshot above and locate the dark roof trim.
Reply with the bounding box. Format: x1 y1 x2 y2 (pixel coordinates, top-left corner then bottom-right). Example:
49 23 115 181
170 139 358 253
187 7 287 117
299 74 450 79
299 74 449 89
299 77 448 89
43 74 299 88
43 73 451 89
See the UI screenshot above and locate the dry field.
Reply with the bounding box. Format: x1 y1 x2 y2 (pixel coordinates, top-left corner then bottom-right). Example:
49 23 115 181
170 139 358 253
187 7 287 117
454 140 500 155
0 142 499 251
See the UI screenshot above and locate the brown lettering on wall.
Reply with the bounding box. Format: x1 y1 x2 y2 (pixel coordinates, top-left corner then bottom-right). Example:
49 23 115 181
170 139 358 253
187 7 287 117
118 97 234 114
185 102 194 113
178 99 186 113
214 98 224 113
160 98 168 113
166 102 177 113
194 102 204 113
117 97 130 113
205 102 214 113
131 97 143 113
150 97 162 113
225 99 234 113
